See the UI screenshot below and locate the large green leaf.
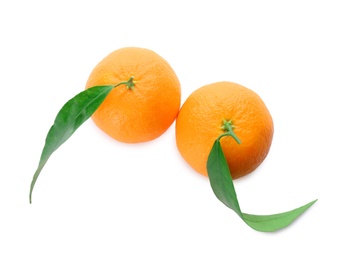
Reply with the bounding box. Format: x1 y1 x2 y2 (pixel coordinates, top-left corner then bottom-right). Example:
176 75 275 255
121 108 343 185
29 85 114 203
207 138 317 232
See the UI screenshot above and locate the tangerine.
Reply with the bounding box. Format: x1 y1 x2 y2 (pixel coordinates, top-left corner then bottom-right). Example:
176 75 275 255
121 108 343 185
85 47 181 143
175 81 273 179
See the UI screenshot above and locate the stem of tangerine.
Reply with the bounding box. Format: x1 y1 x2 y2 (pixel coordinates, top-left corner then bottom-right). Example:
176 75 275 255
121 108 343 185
220 119 241 144
114 76 136 90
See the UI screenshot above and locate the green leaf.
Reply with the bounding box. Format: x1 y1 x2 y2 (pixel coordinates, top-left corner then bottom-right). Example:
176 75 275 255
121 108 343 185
207 139 242 216
29 85 114 203
207 138 317 232
242 200 317 232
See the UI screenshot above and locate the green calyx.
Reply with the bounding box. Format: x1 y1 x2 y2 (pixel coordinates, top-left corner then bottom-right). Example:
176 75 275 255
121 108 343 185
220 119 241 144
114 76 136 90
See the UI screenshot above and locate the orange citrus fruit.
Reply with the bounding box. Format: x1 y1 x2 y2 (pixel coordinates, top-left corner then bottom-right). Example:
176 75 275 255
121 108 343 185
175 81 274 179
85 47 181 143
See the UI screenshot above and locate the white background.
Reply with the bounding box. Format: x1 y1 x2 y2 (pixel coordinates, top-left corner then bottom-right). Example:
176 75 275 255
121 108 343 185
1 0 349 259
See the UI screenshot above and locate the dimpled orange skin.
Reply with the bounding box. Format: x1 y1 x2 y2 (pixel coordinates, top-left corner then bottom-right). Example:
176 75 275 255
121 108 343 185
85 47 181 143
175 82 274 179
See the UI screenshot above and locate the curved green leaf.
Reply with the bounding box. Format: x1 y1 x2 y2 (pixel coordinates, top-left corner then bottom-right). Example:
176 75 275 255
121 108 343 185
29 85 114 203
207 138 317 232
207 139 242 216
242 200 317 232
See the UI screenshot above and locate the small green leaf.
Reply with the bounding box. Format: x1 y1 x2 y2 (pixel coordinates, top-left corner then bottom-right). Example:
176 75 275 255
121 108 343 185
207 138 317 232
29 85 114 203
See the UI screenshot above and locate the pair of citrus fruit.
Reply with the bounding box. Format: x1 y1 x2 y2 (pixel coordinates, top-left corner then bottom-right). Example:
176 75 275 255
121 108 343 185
86 47 273 180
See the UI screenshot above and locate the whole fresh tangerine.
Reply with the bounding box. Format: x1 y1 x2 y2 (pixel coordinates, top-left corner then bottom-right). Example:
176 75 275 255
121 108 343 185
175 81 274 179
85 47 181 143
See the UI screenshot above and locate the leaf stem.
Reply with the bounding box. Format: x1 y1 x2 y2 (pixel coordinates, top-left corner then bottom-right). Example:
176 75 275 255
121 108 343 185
114 76 136 89
219 119 241 144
